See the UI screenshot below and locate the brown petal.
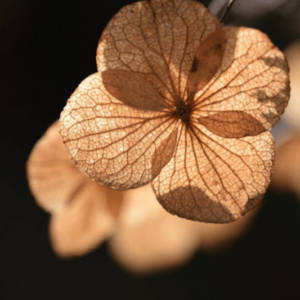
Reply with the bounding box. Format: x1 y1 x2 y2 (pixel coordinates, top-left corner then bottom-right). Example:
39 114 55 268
108 184 202 274
271 135 300 195
59 73 178 190
97 0 221 102
152 124 275 223
198 111 266 138
26 121 90 212
102 69 168 111
50 181 119 258
192 27 290 131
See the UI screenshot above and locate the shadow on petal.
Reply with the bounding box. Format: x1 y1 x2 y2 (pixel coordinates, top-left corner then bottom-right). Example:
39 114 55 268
157 185 248 223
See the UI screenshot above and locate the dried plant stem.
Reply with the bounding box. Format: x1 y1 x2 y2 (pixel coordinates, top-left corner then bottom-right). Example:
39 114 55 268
220 0 237 23
208 0 237 23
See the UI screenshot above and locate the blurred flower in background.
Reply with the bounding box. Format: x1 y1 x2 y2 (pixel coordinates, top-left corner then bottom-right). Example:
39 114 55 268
271 40 300 197
281 41 300 132
27 121 257 274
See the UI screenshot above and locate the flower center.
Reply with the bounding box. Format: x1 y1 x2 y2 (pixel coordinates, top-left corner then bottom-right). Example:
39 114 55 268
176 99 191 125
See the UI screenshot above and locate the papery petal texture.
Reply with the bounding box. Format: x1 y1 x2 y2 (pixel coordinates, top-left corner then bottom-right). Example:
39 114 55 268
152 124 275 223
59 0 290 223
192 27 290 135
97 0 221 101
60 73 177 190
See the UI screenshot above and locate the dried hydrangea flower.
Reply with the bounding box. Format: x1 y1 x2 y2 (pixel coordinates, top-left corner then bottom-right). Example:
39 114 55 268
60 0 290 223
27 121 257 272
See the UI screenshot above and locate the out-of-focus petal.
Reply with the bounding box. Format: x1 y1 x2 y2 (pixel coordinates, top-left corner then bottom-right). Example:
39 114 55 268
50 181 121 258
271 135 300 195
152 124 274 223
282 41 300 131
192 27 290 134
198 207 258 252
27 121 90 213
59 73 177 190
108 184 258 273
97 0 221 101
108 184 202 274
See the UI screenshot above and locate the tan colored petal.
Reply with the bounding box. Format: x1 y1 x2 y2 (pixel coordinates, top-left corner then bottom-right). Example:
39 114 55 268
109 184 258 273
271 135 300 195
59 73 178 190
282 41 300 130
50 181 121 258
97 0 221 102
192 27 290 133
102 69 168 111
27 121 90 212
198 206 258 253
108 184 202 274
152 124 274 223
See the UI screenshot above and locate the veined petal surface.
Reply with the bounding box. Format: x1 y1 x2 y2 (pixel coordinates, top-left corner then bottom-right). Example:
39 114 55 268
152 123 275 223
60 73 177 189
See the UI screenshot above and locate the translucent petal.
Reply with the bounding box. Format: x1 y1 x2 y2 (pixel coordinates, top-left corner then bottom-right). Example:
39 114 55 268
152 123 275 223
59 73 178 189
192 27 290 133
97 0 221 102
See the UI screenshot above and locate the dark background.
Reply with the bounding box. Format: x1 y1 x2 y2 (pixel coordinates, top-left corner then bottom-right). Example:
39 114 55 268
1 0 300 299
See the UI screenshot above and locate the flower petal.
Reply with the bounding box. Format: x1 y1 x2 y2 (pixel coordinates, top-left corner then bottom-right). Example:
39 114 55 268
97 0 221 102
271 135 300 195
108 184 202 273
152 123 275 223
50 180 118 258
59 73 178 190
27 121 90 213
109 184 258 273
192 27 290 132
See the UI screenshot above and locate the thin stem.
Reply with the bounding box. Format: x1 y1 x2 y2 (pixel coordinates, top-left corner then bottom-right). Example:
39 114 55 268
220 0 237 23
208 0 237 24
